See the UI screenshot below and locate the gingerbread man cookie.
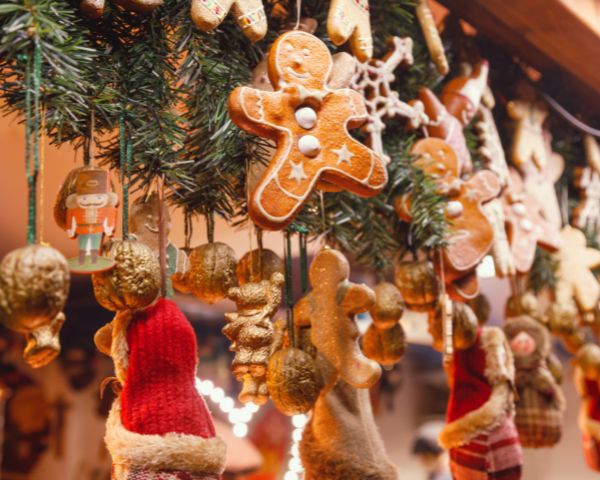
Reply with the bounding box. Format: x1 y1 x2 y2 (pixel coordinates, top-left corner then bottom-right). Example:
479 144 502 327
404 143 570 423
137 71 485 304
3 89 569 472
574 135 600 242
80 0 162 17
503 168 562 274
351 36 428 163
327 0 373 62
229 31 386 230
191 0 267 42
554 226 600 314
507 85 549 171
415 87 472 176
294 248 381 388
396 138 501 300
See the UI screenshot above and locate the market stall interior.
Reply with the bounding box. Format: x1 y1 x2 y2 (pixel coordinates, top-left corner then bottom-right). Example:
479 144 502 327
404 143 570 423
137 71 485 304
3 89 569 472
0 0 599 479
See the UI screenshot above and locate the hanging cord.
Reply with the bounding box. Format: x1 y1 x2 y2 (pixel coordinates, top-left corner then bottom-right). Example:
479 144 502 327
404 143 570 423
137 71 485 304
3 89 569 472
560 185 570 227
295 225 309 294
83 108 95 166
284 230 296 347
38 104 47 245
24 41 42 245
255 226 264 278
437 248 453 367
184 208 193 253
206 211 215 243
157 177 167 298
540 91 600 138
294 0 302 29
119 113 132 239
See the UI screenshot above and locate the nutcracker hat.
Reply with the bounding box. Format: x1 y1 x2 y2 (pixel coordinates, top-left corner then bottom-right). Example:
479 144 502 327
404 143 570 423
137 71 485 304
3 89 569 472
105 298 227 476
75 168 110 195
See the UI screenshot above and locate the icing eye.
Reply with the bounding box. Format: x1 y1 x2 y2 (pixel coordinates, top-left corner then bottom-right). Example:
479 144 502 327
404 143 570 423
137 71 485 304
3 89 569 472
302 48 310 57
284 43 294 52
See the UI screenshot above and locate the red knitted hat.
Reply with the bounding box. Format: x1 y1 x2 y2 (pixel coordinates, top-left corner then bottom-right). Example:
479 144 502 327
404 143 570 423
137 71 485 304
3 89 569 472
105 298 226 477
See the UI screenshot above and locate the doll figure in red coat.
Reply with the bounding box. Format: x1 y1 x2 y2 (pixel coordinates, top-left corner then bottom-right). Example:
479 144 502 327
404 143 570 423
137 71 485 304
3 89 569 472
575 344 600 472
429 301 523 480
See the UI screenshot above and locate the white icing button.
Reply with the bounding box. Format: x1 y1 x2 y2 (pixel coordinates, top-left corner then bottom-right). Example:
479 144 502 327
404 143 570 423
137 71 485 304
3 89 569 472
520 219 533 232
295 107 317 130
446 200 464 218
298 135 321 158
512 203 527 216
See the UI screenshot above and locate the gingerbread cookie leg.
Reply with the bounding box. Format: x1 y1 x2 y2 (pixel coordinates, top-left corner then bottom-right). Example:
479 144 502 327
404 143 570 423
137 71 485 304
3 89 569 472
327 0 373 62
191 0 267 42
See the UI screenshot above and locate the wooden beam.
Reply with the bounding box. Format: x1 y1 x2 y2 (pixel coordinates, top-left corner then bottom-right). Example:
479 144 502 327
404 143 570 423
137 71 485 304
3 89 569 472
438 0 600 114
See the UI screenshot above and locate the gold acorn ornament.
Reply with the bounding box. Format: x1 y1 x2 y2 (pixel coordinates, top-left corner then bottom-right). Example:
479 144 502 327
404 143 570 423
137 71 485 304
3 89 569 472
236 248 284 285
394 259 440 312
267 319 322 415
0 245 70 368
363 283 406 366
92 239 161 312
187 242 238 304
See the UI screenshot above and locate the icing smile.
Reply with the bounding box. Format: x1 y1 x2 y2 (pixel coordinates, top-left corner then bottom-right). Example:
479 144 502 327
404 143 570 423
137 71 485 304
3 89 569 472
79 200 105 207
286 67 310 79
144 222 160 233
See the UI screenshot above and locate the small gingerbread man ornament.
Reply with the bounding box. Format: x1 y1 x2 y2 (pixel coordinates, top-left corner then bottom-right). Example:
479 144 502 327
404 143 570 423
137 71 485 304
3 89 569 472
229 31 387 230
191 0 267 42
574 135 600 243
327 0 373 62
440 60 489 127
503 168 562 274
507 84 549 171
294 248 381 389
396 138 501 300
554 226 600 314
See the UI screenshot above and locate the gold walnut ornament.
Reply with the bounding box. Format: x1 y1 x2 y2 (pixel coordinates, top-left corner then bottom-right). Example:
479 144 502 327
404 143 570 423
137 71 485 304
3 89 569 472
0 245 70 368
185 242 238 304
92 239 161 312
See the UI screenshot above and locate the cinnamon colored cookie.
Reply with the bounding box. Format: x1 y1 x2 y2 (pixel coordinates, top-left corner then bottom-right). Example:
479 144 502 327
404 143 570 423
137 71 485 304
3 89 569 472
327 0 373 62
191 0 267 42
228 31 386 230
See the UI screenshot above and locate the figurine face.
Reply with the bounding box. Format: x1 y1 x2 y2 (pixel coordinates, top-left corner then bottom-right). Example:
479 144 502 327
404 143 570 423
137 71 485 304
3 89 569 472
271 32 331 89
76 193 109 208
510 331 536 357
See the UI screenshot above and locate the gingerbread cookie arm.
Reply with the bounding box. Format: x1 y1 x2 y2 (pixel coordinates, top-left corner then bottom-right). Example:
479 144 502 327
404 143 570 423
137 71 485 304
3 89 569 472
340 282 375 315
191 0 267 42
327 0 373 62
229 87 284 139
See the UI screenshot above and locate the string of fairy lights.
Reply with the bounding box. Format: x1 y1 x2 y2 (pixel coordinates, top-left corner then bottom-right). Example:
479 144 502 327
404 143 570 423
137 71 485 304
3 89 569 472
196 377 308 478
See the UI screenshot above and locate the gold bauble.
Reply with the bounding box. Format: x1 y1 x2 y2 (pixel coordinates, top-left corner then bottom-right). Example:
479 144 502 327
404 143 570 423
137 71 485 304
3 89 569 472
236 248 284 285
0 245 69 333
187 242 238 304
428 302 478 351
363 323 406 366
172 270 191 294
468 293 491 325
547 302 584 354
92 240 161 311
575 343 600 380
505 292 540 320
267 347 321 415
394 260 440 312
370 282 403 330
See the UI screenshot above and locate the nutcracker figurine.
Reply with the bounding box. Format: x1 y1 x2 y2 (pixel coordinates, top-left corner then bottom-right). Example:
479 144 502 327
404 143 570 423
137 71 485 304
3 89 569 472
64 168 118 273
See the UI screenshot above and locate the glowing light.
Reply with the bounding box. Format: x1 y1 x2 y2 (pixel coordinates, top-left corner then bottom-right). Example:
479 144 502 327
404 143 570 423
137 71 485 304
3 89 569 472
477 255 496 279
292 414 308 428
210 387 225 403
233 423 248 438
219 397 234 413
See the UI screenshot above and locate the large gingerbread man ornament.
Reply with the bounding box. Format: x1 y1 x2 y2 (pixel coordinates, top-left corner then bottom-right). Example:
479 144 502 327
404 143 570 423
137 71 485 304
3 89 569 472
229 31 387 230
327 0 373 62
503 168 562 274
191 0 267 42
294 248 381 389
396 138 500 300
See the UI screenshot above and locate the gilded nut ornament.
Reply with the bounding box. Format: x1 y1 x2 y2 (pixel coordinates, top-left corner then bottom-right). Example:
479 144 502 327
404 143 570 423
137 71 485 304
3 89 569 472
92 240 161 311
236 248 284 285
576 344 600 380
0 244 70 368
394 260 440 312
187 242 238 304
362 323 406 366
370 282 404 330
267 347 321 415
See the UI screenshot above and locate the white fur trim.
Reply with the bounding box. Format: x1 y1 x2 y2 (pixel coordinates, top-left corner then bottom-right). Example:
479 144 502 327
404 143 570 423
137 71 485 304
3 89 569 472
105 401 227 474
111 310 132 384
439 327 514 449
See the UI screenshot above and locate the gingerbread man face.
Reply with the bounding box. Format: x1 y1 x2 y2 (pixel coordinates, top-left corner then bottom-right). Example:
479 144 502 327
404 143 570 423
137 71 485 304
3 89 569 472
229 31 386 230
294 248 381 389
396 138 500 299
503 168 562 273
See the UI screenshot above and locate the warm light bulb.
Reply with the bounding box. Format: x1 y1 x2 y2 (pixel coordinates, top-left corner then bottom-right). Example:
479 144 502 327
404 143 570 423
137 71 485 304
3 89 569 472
292 414 308 428
220 397 234 413
210 387 225 403
233 423 248 438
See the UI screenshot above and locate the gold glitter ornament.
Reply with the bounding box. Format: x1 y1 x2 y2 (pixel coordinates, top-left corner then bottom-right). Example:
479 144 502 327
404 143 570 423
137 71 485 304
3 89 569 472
236 248 284 285
187 242 238 304
370 282 404 330
224 272 284 404
0 245 70 368
92 240 161 312
394 260 440 312
428 301 478 351
267 346 321 415
576 344 600 380
547 301 584 354
362 323 405 366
